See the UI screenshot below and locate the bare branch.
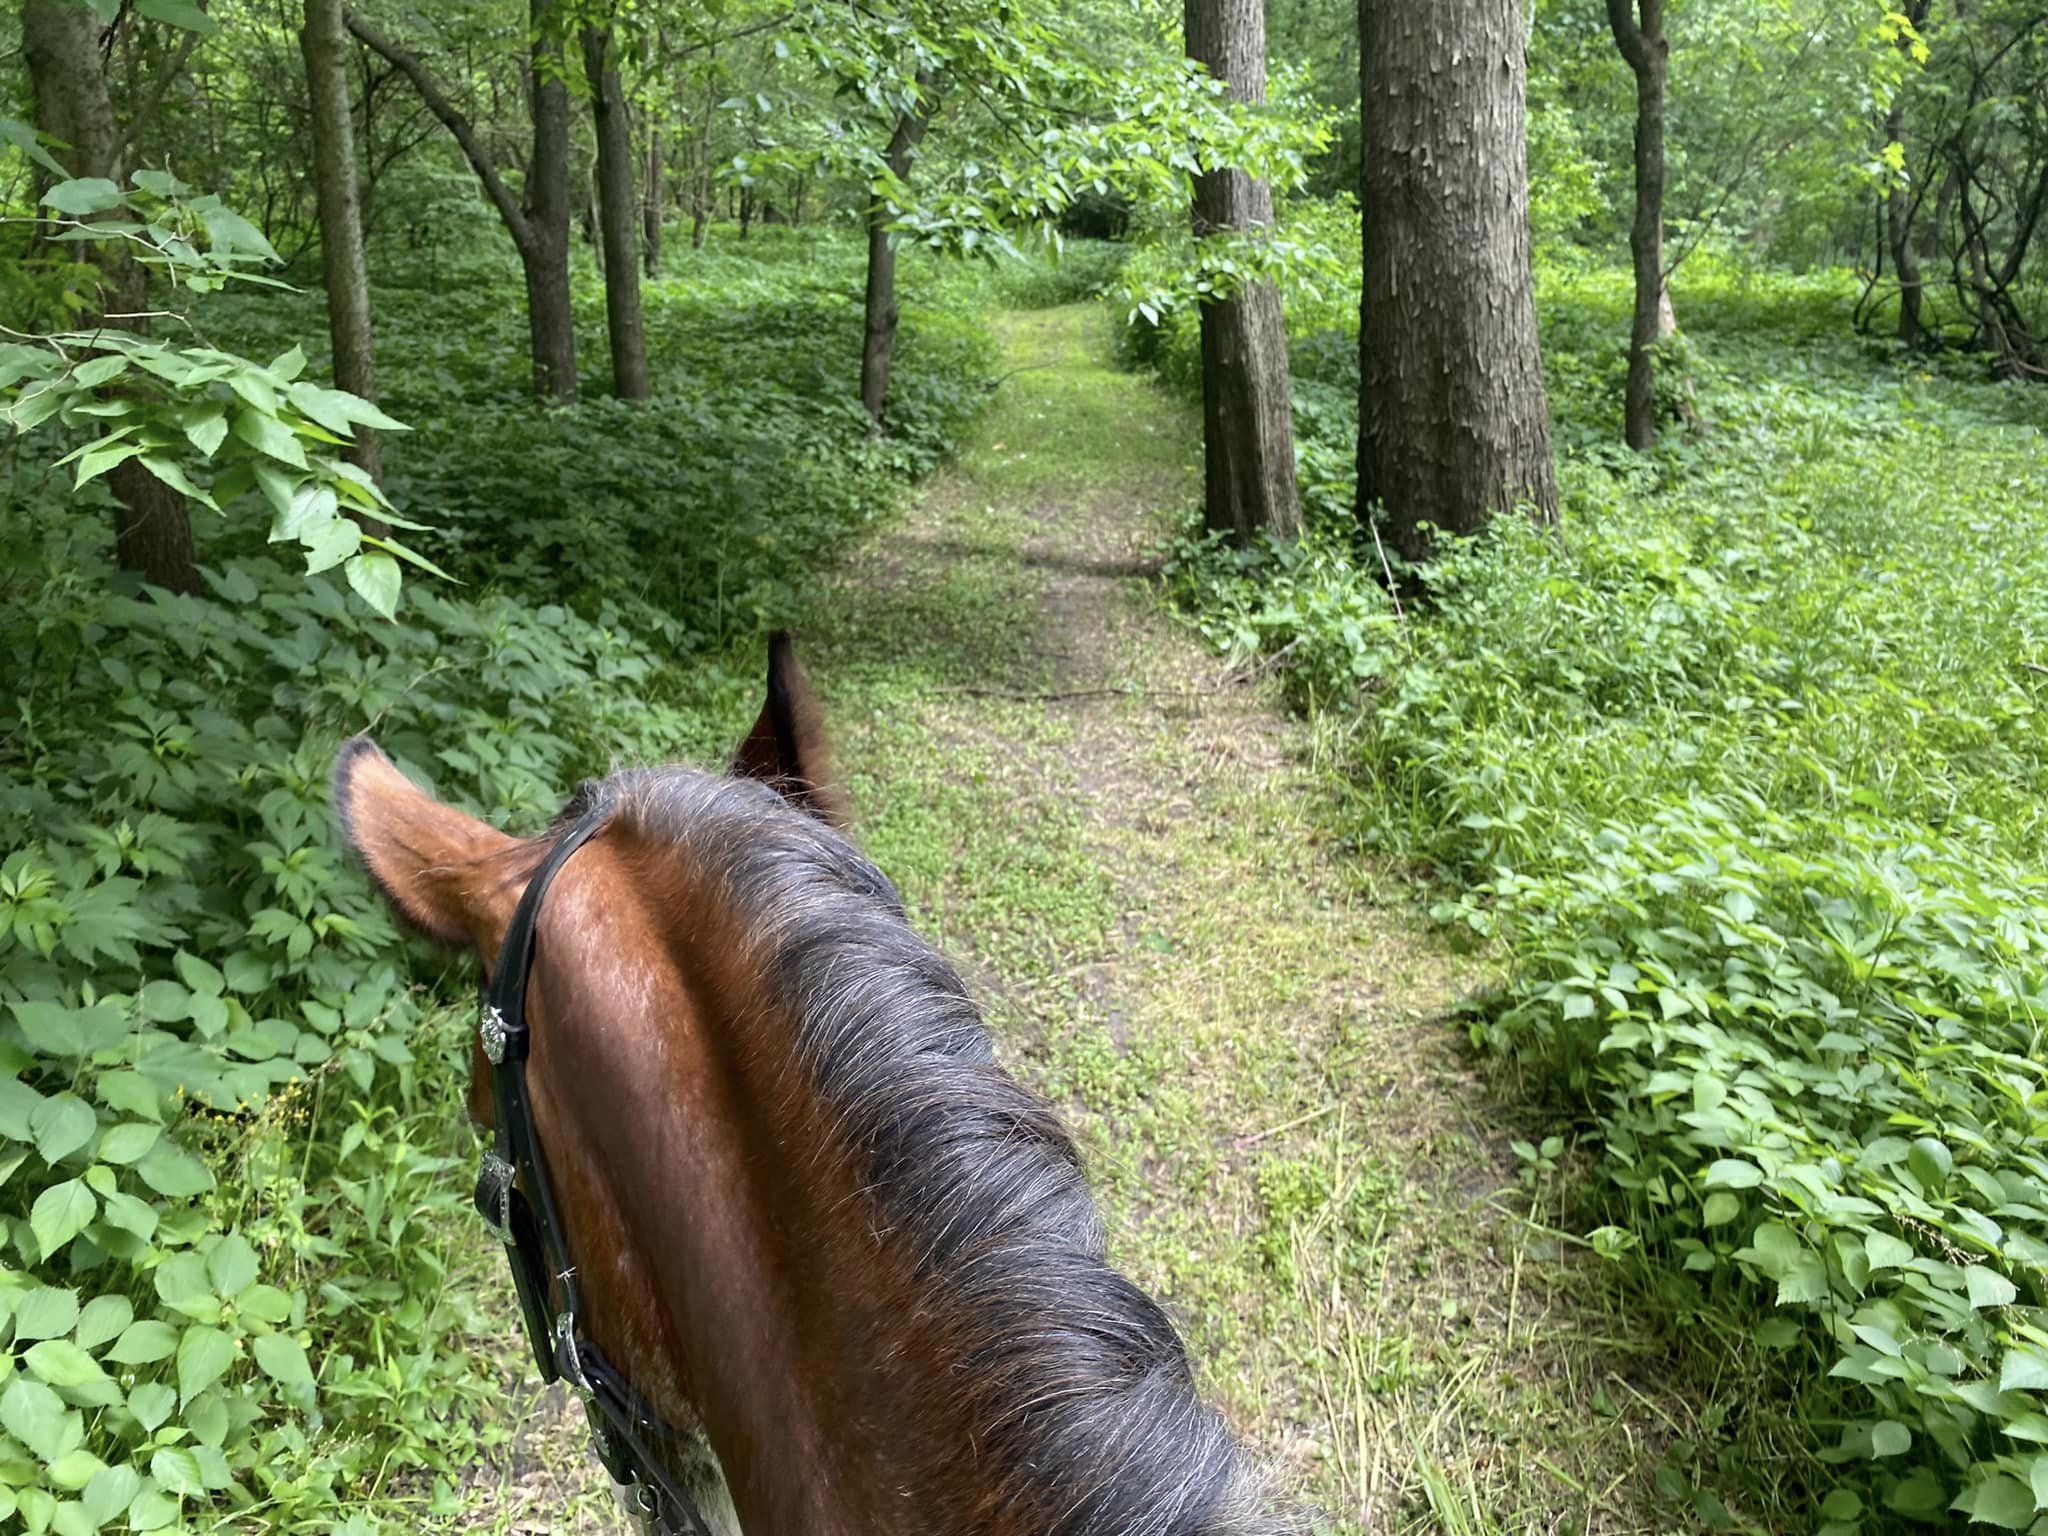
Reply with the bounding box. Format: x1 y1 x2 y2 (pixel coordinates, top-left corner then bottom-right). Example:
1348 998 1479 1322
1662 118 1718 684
343 9 532 253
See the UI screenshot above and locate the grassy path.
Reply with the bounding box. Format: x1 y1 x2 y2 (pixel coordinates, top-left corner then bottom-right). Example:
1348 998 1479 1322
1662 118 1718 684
808 307 1696 1532
478 306 1697 1533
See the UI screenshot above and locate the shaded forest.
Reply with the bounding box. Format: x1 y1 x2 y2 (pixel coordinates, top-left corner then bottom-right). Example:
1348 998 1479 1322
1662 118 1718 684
4 0 2048 1531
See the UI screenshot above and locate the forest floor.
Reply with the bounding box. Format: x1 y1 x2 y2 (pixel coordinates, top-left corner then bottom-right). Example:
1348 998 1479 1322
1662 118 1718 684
472 306 1705 1534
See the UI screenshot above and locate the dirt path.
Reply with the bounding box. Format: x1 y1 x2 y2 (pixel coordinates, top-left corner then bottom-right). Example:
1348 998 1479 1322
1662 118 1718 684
485 306 1686 1534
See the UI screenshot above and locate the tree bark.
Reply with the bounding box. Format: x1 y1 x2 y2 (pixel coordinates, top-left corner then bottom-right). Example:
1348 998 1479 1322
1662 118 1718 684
23 0 198 594
1357 0 1558 564
523 0 578 398
582 23 650 399
301 0 388 510
1887 0 1933 347
860 75 933 427
1186 0 1302 543
1609 0 1667 450
643 124 662 277
692 66 716 250
345 4 577 398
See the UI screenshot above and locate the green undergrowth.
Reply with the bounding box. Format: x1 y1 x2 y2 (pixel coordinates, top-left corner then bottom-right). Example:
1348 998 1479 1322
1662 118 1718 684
1140 257 2048 1529
0 228 992 1532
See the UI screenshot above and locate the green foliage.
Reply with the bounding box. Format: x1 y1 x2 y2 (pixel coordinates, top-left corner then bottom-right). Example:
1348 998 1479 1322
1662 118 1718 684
1 171 427 617
983 239 1131 310
1154 260 2048 1525
0 228 992 1531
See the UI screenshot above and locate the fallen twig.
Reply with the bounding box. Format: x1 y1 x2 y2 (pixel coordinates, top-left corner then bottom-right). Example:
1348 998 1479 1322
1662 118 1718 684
1233 1102 1338 1151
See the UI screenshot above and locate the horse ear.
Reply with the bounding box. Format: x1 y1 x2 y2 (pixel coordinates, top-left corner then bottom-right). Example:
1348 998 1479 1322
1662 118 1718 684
730 631 850 827
332 735 528 946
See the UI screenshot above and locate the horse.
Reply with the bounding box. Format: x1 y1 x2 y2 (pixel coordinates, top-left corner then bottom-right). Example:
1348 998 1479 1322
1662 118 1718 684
332 633 1291 1536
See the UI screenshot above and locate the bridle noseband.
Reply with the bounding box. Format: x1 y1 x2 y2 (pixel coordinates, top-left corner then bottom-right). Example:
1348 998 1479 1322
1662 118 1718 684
473 809 715 1536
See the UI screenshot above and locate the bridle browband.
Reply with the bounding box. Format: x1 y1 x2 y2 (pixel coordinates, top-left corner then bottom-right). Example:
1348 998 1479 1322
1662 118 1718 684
472 808 715 1536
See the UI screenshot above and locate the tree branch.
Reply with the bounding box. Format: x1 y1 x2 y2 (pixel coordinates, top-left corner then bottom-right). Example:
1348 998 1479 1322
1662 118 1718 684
343 9 532 253
1605 0 1649 74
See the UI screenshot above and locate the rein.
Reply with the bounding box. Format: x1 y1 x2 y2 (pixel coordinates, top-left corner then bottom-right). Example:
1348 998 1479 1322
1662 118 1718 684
472 810 715 1536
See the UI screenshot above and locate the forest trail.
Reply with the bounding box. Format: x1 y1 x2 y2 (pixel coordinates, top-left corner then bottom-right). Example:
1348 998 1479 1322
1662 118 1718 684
490 307 1690 1533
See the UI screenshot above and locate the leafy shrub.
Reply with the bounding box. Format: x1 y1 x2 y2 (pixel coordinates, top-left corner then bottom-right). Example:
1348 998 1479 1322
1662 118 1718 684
0 228 992 1531
1149 258 2048 1525
984 238 1131 309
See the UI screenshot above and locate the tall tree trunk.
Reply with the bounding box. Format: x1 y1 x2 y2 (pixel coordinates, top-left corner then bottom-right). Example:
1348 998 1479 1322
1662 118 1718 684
345 4 577 399
1186 0 1301 543
1609 0 1667 451
1356 0 1557 565
643 124 662 277
1887 0 1933 347
301 0 388 516
692 65 716 250
23 0 198 593
582 24 650 399
860 75 934 427
524 0 578 399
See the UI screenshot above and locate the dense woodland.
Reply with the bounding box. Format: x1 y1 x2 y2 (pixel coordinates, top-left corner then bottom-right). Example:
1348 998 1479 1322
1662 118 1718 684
3 0 2048 1531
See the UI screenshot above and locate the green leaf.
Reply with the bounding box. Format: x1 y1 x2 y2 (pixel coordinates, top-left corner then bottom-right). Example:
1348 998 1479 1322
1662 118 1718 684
1865 1230 1915 1270
345 550 401 618
135 0 219 31
12 1287 81 1341
128 1487 182 1531
1966 1265 2018 1309
1703 1158 1763 1190
1702 1191 1741 1226
1957 1473 2034 1528
128 1381 175 1431
237 1283 292 1324
150 1445 204 1497
0 1375 71 1461
82 1463 141 1526
42 178 124 216
304 514 362 575
0 115 67 176
206 1234 258 1297
1871 1420 1911 1457
175 1324 234 1405
183 407 228 458
173 951 224 997
252 1332 313 1391
1908 1137 1953 1189
14 1000 130 1056
108 1319 178 1365
138 455 217 508
71 353 128 389
230 406 308 469
26 1338 111 1389
98 1122 160 1164
71 436 145 490
2004 1346 2048 1393
31 1179 97 1258
153 1252 213 1311
136 1139 213 1198
74 1295 132 1351
46 1445 106 1491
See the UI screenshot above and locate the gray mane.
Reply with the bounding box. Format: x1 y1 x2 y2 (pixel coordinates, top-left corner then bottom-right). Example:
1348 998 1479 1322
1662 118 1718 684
567 766 1292 1536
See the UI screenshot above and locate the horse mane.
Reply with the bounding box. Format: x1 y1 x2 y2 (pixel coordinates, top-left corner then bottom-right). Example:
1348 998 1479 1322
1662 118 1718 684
570 766 1293 1536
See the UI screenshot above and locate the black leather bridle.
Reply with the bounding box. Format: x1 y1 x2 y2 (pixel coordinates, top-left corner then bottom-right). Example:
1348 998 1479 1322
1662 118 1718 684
472 808 716 1536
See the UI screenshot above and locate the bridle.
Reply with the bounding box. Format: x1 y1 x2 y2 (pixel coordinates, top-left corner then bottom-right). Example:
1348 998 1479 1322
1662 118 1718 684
472 808 716 1536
